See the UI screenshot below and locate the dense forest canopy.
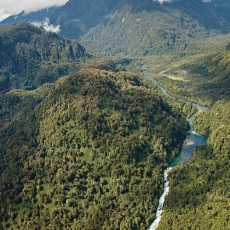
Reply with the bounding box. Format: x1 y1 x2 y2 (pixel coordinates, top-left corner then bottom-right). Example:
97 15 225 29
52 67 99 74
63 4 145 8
154 44 230 229
0 4 230 229
0 22 87 91
2 0 230 57
0 68 188 229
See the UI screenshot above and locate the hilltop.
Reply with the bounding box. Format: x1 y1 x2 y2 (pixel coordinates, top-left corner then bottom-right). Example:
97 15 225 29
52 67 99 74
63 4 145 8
0 68 188 229
0 22 87 91
0 3 230 229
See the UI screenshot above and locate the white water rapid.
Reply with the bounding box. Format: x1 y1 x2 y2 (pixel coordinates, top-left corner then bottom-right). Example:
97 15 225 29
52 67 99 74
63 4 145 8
142 66 209 230
148 167 173 230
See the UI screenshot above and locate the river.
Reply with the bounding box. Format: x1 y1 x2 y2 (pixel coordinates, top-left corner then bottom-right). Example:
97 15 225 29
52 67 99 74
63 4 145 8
141 68 209 230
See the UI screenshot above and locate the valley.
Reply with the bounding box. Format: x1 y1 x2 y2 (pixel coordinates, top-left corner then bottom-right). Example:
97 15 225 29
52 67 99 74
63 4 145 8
0 0 230 229
142 68 209 230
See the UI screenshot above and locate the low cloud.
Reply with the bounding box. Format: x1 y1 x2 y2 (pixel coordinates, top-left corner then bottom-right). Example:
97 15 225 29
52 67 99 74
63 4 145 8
153 0 173 3
0 0 68 22
0 9 11 21
32 18 60 33
153 0 212 3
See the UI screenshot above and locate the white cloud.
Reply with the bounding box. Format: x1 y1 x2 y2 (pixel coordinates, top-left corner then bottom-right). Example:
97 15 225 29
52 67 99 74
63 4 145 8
153 0 212 3
0 0 68 22
0 9 11 22
32 18 61 33
153 0 173 3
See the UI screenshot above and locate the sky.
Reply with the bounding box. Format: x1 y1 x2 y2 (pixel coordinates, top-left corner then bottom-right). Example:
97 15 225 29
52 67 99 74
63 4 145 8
0 0 69 22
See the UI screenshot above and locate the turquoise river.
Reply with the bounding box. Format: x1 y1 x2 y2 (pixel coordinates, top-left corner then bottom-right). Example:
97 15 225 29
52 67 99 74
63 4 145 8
141 67 210 230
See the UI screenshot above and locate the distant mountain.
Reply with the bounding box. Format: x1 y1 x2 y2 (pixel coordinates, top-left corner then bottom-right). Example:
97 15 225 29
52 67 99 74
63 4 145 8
0 22 87 91
1 2 230 229
80 0 230 56
1 0 230 57
0 0 120 39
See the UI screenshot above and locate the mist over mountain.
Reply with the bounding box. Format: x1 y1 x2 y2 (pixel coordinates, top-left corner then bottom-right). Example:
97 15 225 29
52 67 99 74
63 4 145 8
0 0 119 39
1 1 230 230
1 0 230 56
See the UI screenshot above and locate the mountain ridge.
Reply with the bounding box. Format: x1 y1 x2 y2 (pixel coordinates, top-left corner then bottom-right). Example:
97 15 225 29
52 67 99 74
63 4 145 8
0 0 120 39
0 22 87 91
0 2 230 230
1 0 230 57
80 0 230 56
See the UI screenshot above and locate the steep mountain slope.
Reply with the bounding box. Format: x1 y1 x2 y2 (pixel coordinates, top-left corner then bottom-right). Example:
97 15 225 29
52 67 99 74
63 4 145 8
80 0 230 56
1 0 230 57
0 22 87 90
182 43 230 102
0 0 119 39
155 42 230 104
212 0 230 22
1 2 230 229
0 68 188 229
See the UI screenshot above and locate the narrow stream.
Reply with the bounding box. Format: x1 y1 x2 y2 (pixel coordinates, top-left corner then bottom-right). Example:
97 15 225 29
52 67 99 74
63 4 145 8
141 68 209 230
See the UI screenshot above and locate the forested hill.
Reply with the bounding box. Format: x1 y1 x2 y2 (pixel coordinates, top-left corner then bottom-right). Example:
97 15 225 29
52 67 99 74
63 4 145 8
1 0 230 57
0 0 120 39
80 0 230 56
147 42 230 106
181 42 230 103
0 22 87 91
155 43 230 229
0 68 188 229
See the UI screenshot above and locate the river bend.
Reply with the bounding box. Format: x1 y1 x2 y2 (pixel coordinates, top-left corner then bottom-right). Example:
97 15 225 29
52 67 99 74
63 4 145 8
141 68 209 230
